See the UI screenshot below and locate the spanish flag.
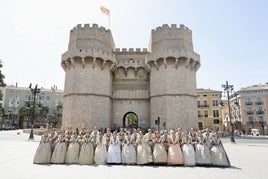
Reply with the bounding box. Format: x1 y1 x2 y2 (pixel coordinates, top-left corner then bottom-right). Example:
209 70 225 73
100 6 110 16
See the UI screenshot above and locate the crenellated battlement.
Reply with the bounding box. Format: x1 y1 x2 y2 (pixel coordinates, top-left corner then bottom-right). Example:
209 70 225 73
70 23 110 33
150 24 193 52
68 23 115 53
114 48 148 53
151 24 192 34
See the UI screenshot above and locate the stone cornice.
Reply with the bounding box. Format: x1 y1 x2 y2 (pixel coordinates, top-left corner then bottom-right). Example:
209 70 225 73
64 93 112 99
150 93 197 99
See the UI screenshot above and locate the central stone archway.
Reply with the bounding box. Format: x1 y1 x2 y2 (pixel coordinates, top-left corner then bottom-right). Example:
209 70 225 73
123 112 138 129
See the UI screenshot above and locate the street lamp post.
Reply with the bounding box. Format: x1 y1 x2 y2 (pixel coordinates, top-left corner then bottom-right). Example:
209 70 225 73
222 81 236 143
29 84 41 140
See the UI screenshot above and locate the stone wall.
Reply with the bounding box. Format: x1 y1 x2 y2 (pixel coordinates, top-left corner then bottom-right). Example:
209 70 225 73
112 99 150 129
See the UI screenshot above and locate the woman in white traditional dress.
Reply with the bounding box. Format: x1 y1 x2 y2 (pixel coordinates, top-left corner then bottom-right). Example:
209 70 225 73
182 130 196 166
118 128 125 150
210 132 231 167
162 130 169 152
203 128 212 148
131 128 139 149
94 132 107 165
121 131 136 164
136 131 153 164
78 130 94 165
65 131 80 164
49 128 58 154
104 128 112 151
153 130 167 165
51 132 67 164
144 128 154 151
107 131 121 164
167 130 184 165
195 131 212 166
33 130 51 164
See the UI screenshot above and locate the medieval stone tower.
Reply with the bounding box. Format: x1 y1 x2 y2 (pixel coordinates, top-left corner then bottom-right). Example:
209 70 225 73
61 23 200 130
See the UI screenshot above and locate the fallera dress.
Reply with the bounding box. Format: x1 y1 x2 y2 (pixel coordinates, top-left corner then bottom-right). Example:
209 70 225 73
33 134 51 164
210 136 231 167
136 134 153 164
94 136 107 165
167 135 184 165
121 135 136 164
65 135 80 164
107 136 121 164
51 134 67 164
182 135 196 166
78 134 94 165
195 136 212 166
153 135 167 164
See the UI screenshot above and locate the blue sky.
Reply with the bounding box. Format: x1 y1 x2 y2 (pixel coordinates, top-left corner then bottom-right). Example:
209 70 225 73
0 0 267 91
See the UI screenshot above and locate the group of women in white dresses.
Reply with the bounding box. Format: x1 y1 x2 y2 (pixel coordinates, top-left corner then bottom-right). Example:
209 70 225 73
33 127 230 167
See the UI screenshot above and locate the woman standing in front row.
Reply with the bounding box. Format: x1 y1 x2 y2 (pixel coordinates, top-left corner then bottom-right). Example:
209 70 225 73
107 131 121 164
195 131 212 166
121 131 136 164
167 130 184 165
33 130 51 164
65 130 80 164
153 130 167 165
51 132 66 164
94 132 107 165
182 130 196 166
136 131 153 164
210 132 231 167
78 130 94 165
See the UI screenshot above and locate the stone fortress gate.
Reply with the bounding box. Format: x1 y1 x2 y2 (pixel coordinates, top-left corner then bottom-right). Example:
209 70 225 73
61 23 200 130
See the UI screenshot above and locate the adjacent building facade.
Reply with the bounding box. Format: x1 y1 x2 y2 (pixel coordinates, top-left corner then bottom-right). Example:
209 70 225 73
197 89 223 131
230 84 268 134
0 85 63 128
61 23 201 130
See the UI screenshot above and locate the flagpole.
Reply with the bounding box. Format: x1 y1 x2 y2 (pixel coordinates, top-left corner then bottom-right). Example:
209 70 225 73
109 15 110 29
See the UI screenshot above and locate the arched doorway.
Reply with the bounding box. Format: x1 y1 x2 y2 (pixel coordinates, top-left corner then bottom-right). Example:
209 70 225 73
123 112 138 129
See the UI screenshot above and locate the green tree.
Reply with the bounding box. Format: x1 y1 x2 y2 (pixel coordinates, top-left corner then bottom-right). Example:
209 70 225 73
0 60 6 125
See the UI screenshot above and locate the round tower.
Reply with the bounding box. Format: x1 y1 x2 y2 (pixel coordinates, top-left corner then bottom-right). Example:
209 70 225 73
61 24 116 129
146 24 201 130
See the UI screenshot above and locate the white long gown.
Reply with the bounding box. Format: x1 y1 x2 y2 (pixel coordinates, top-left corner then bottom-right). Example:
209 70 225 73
195 136 212 165
94 136 107 165
78 135 94 165
51 136 66 164
210 137 230 167
121 136 136 164
136 135 153 165
107 136 121 164
33 134 51 164
182 136 196 166
65 135 80 164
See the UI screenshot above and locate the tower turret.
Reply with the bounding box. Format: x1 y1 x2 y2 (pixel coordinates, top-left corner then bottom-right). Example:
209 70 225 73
61 24 115 129
147 24 200 130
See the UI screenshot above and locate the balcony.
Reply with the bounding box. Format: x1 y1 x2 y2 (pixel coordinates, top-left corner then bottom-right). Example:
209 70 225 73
255 101 263 105
256 110 264 115
197 104 209 108
246 111 254 115
258 121 267 125
245 101 253 105
246 120 266 125
198 115 203 118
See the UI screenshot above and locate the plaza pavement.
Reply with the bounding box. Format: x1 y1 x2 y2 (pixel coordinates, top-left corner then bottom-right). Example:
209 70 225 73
0 130 268 179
